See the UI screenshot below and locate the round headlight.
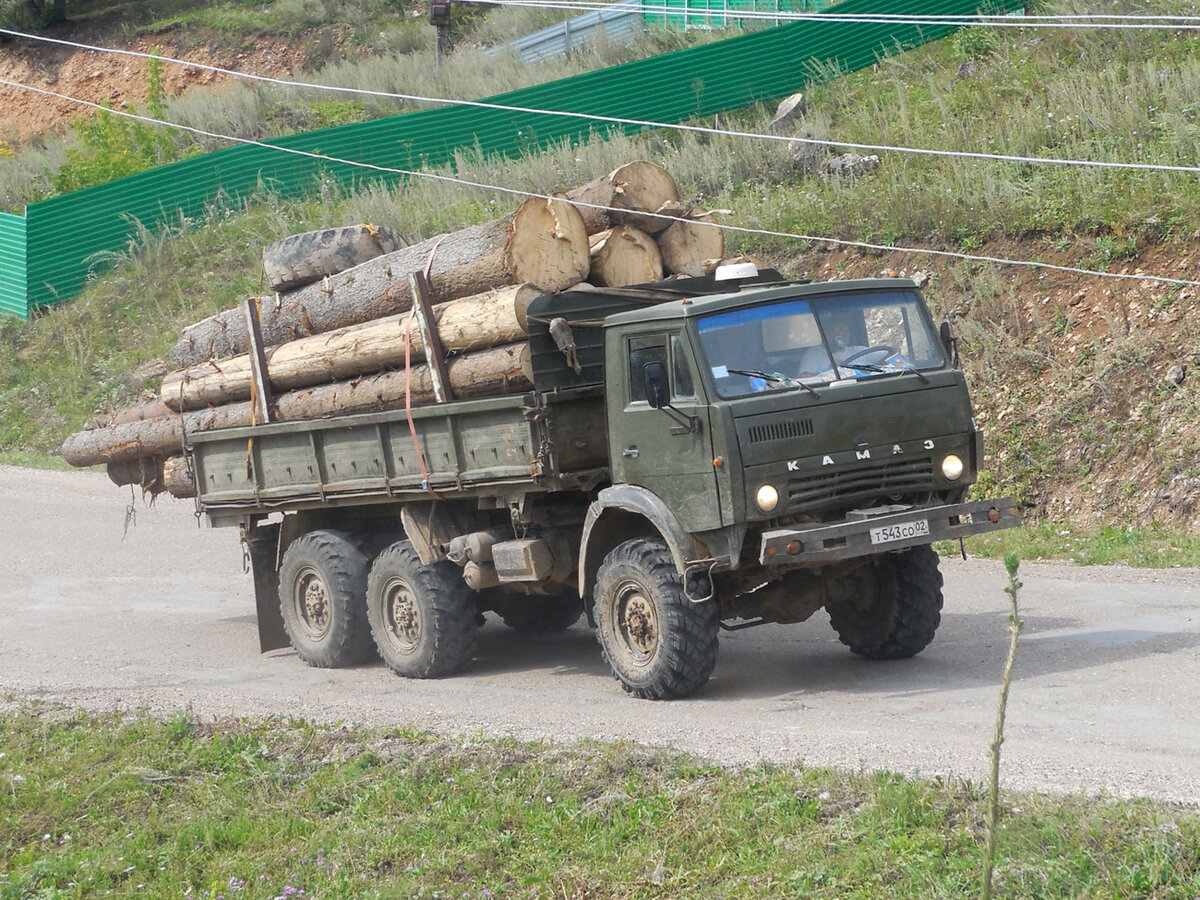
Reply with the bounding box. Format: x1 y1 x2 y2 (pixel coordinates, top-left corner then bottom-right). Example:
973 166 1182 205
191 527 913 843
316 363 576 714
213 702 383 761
941 454 965 481
756 483 780 512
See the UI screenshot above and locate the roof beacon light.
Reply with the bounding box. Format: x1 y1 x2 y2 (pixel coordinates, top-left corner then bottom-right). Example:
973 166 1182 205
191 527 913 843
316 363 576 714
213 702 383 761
714 261 759 282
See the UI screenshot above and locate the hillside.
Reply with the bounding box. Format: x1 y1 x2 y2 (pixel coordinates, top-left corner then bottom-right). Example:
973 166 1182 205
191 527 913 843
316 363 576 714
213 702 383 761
2 0 1200 534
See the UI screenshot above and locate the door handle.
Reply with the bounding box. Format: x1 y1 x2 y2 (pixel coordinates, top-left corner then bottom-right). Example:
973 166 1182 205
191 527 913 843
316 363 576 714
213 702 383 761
622 447 640 459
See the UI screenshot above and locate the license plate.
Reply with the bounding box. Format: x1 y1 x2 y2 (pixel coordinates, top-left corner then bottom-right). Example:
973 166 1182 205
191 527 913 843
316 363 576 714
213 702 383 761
869 519 930 545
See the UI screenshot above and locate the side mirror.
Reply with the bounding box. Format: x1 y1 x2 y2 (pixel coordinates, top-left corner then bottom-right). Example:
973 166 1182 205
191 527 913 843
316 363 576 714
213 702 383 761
939 321 960 367
642 361 670 409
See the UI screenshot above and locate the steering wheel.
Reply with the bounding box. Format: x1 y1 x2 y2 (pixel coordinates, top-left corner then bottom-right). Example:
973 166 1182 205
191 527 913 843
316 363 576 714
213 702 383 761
841 345 897 365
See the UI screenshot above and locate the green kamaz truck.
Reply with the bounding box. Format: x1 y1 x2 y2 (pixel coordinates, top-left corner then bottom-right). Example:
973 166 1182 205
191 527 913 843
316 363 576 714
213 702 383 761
189 265 1019 699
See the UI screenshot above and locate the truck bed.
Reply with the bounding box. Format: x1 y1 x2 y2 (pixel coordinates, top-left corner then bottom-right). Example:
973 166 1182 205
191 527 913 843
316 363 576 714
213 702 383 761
189 389 606 523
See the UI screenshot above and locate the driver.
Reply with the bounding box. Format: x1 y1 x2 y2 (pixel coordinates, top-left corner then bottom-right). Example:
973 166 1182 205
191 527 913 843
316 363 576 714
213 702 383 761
825 316 866 362
797 315 865 373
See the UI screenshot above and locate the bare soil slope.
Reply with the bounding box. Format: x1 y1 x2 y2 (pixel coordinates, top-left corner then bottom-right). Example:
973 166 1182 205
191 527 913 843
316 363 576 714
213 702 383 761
0 27 316 142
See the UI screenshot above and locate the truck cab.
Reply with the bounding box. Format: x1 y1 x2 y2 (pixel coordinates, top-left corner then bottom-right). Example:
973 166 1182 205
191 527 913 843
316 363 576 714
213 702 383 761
576 267 1018 697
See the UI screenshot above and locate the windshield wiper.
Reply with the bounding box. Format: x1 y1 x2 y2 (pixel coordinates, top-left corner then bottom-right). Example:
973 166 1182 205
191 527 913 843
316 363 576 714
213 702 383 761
839 361 930 383
839 362 885 373
727 369 819 397
894 361 930 383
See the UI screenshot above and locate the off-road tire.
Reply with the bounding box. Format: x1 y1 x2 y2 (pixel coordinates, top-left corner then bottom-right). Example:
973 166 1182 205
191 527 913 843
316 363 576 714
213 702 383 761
366 541 479 678
827 545 944 660
500 593 584 634
262 225 400 292
593 537 719 700
278 529 374 668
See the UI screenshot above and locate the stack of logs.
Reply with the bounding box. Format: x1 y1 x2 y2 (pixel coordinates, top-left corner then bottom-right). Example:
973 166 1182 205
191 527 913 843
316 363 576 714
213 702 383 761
60 161 726 499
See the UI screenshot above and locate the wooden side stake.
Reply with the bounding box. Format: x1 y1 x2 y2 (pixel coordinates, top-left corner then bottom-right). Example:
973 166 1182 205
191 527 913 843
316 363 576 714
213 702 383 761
241 297 274 423
407 271 453 402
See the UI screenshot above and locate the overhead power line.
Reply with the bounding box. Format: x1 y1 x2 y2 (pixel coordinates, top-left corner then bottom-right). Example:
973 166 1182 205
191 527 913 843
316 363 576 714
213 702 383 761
2 28 1198 178
432 1 1200 30
4 76 1199 294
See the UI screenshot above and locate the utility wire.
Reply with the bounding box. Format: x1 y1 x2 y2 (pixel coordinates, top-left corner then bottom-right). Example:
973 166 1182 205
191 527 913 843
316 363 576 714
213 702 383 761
3 28 1199 177
428 0 1200 30
4 77 1199 292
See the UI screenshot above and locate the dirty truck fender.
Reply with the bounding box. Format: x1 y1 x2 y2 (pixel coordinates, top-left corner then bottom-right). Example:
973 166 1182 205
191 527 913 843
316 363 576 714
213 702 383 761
578 485 710 600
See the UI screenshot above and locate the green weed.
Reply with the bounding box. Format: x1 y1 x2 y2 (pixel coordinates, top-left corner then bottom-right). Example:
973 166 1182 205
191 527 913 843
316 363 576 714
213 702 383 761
0 710 1197 898
944 521 1200 567
51 53 193 194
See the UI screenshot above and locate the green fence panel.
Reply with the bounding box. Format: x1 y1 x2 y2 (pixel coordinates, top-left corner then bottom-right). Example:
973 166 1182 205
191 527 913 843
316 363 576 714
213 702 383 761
0 212 27 319
18 0 1020 313
643 0 832 30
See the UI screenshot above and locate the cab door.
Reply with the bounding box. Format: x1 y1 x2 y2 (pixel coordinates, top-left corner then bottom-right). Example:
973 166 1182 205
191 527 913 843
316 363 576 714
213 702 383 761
607 330 722 533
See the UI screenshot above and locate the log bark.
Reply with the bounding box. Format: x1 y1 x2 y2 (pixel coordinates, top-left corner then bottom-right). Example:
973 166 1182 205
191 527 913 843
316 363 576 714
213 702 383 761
172 196 588 367
90 398 174 430
163 455 196 498
62 344 533 467
107 456 166 491
106 455 197 498
161 284 541 411
588 226 664 288
657 209 725 277
565 161 681 235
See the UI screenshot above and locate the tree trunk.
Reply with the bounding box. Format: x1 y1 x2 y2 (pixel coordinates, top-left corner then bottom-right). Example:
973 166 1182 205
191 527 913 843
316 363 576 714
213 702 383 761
106 455 197 498
565 161 682 235
163 456 196 498
504 194 591 294
62 344 533 467
588 226 664 288
657 209 725 277
107 456 167 491
161 284 540 411
172 196 588 367
90 398 174 430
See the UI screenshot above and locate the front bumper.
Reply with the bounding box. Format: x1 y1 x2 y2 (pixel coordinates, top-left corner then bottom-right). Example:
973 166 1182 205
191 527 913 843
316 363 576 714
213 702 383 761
759 497 1021 564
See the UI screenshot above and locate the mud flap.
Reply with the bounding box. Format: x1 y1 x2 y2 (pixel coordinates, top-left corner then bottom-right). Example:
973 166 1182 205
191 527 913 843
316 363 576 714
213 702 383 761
245 522 289 652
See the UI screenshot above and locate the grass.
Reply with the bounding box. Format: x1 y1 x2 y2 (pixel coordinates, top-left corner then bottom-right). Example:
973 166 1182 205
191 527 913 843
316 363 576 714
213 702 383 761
946 522 1200 568
1 708 1197 899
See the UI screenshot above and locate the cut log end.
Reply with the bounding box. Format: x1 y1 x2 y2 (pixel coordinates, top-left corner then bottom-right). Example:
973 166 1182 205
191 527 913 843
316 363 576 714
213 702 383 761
588 226 664 288
658 210 725 277
566 161 680 235
505 194 591 292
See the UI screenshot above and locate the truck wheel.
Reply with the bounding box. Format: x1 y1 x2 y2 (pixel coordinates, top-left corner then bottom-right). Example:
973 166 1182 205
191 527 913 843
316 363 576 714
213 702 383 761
827 545 944 660
500 594 583 633
594 538 719 700
278 529 374 668
366 541 479 678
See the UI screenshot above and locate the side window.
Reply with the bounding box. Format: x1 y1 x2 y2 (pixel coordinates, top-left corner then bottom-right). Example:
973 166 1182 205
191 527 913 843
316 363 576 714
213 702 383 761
670 335 696 398
628 334 696 403
628 336 668 404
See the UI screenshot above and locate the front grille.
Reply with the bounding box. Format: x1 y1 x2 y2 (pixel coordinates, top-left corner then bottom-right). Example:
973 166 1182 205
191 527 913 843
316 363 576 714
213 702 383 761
785 457 934 516
747 418 814 445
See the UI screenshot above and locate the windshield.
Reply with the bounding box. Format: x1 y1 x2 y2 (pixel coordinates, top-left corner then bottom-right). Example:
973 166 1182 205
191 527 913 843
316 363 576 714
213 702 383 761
695 290 945 399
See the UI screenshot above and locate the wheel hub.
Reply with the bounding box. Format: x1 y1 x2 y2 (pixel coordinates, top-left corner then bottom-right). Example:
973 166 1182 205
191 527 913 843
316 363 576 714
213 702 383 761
618 588 659 661
295 571 330 638
385 578 421 652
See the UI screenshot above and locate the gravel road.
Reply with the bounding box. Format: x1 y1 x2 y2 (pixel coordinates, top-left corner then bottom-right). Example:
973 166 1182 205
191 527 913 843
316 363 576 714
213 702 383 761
3 465 1198 803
